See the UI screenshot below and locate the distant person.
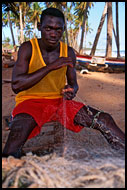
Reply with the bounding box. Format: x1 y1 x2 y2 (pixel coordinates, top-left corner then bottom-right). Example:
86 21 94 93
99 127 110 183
2 8 125 158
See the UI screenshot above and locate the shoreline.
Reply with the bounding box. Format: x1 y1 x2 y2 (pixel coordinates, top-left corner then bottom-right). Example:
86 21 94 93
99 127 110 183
82 49 125 58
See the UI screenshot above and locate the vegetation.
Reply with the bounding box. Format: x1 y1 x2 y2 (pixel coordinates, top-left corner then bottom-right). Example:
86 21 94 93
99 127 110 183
2 2 123 57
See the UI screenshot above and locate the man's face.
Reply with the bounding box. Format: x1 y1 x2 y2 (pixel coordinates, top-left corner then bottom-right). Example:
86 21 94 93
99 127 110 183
39 15 65 48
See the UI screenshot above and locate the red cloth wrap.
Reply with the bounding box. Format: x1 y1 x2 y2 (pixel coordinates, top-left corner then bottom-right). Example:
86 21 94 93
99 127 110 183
12 98 84 139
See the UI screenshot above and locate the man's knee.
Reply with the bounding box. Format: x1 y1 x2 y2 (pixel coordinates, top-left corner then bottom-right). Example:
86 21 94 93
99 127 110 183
2 113 37 157
13 113 36 123
11 113 36 129
99 112 113 123
74 105 94 127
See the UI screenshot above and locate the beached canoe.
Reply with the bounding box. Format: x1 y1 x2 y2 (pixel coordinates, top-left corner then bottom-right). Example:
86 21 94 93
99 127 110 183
76 54 125 73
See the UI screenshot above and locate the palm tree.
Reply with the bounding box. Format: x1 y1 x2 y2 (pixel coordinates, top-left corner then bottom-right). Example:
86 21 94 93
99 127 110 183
19 3 24 44
24 24 33 40
79 2 90 54
90 2 121 58
116 2 120 57
2 12 8 27
7 2 32 44
84 19 93 49
90 2 107 56
18 2 31 44
72 13 83 52
65 6 76 46
4 37 11 44
106 2 113 57
2 4 16 49
74 2 93 54
27 2 43 38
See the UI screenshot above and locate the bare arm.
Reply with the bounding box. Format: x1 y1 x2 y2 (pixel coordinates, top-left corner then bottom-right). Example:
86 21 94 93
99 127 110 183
12 41 73 94
62 46 79 100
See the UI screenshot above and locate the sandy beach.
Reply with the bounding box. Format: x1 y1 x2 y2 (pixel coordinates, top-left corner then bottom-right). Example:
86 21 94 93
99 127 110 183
2 66 125 188
2 67 125 132
2 1 125 187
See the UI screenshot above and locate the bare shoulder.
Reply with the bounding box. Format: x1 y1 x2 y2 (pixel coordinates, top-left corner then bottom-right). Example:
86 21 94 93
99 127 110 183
68 46 76 66
17 41 32 62
68 46 76 58
12 41 32 78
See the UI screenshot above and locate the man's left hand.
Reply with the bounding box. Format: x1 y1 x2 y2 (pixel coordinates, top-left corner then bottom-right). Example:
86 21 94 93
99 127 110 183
61 85 76 100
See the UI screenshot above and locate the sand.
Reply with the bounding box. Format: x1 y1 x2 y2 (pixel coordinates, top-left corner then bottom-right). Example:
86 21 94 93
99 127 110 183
2 67 125 131
2 66 125 188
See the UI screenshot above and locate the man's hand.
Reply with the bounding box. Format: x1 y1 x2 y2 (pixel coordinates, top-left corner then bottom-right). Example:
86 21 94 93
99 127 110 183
48 57 73 71
61 85 76 100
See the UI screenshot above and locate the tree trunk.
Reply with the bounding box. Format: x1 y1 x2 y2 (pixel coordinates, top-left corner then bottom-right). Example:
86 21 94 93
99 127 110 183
15 22 19 45
84 21 87 50
90 3 107 56
106 2 113 58
110 14 119 57
63 10 69 45
19 4 24 44
34 19 37 38
7 11 15 48
112 22 117 47
57 5 69 45
116 2 120 57
73 27 80 52
79 2 89 54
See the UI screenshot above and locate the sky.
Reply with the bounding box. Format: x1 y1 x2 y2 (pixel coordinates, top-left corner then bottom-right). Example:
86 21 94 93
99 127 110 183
2 2 125 52
86 2 125 51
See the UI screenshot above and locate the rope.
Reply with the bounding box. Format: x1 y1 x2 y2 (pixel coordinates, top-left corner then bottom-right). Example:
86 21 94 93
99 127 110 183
76 94 105 129
89 111 103 129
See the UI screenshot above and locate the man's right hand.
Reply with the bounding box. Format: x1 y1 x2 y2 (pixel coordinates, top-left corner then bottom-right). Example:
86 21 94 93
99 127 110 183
12 41 74 94
48 57 73 71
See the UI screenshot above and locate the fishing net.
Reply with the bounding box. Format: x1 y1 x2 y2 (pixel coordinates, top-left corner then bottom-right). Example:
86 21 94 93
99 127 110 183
2 95 125 188
2 152 125 188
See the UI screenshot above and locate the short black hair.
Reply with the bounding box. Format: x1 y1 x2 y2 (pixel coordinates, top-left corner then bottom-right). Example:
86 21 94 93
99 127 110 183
40 8 65 24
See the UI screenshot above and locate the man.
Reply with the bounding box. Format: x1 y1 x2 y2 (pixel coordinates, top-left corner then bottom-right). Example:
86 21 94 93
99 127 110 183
3 8 125 158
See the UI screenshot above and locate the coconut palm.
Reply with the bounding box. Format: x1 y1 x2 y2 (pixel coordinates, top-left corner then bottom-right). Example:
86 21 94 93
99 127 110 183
18 2 31 44
6 2 32 44
69 14 82 51
65 6 76 46
106 2 113 57
116 2 120 57
2 2 25 45
84 19 93 50
90 2 121 58
90 2 107 56
27 2 43 38
79 2 90 54
18 3 24 44
2 4 16 48
74 2 93 54
2 12 8 27
24 24 34 41
4 37 11 44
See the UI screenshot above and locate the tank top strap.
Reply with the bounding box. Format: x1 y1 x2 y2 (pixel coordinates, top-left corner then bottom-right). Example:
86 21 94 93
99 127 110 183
60 41 68 57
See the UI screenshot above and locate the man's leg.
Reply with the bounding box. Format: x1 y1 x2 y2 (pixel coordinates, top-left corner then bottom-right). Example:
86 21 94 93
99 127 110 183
74 105 125 149
2 113 37 158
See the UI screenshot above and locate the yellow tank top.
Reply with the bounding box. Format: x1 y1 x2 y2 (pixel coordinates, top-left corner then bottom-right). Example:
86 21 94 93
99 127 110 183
15 38 68 106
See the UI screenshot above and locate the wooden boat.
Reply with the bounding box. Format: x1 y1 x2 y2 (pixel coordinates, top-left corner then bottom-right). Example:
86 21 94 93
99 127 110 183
76 54 125 73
